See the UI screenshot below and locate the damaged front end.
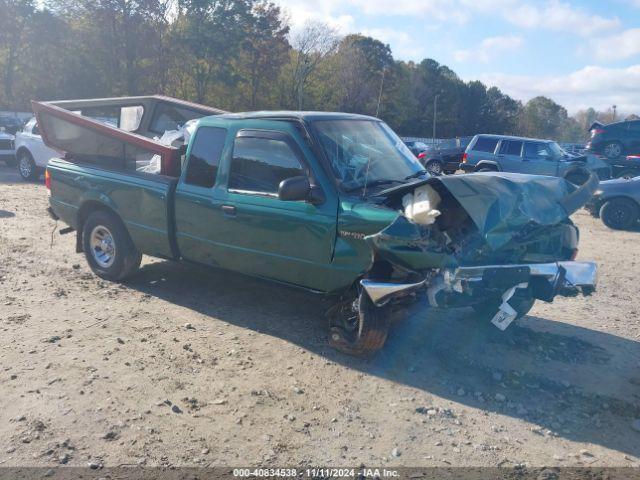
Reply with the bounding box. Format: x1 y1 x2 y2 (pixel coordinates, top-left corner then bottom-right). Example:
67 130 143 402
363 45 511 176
361 170 599 327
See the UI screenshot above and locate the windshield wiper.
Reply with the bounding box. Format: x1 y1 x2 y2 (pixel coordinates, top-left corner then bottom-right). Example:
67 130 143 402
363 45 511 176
404 169 429 181
344 179 404 193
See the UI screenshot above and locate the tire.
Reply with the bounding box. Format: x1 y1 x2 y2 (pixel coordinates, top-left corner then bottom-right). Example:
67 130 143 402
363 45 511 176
471 289 536 323
603 141 624 160
17 150 38 181
328 290 390 355
600 198 639 230
563 167 591 186
82 210 142 281
425 159 443 176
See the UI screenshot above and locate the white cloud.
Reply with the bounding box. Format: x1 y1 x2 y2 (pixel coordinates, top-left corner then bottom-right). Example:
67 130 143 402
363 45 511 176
360 27 427 59
276 0 355 33
504 0 620 37
590 28 640 61
348 0 470 23
276 0 620 37
454 35 523 63
478 65 640 114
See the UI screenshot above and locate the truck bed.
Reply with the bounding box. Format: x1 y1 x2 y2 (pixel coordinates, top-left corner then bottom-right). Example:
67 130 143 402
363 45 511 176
33 96 225 177
48 158 178 260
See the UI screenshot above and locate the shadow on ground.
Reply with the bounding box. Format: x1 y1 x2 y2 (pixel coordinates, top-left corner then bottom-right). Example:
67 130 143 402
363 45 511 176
125 259 640 457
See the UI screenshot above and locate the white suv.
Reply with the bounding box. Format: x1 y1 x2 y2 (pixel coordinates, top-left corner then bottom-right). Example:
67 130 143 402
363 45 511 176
14 117 59 180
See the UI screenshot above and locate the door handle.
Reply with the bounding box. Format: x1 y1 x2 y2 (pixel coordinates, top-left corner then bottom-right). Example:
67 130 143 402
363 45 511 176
222 205 237 217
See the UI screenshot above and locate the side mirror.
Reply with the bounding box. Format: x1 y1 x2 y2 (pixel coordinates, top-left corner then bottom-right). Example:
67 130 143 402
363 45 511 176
278 176 325 205
278 176 311 202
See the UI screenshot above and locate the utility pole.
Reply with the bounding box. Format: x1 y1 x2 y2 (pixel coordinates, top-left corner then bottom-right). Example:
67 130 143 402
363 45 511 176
375 66 387 118
612 105 617 122
432 94 440 143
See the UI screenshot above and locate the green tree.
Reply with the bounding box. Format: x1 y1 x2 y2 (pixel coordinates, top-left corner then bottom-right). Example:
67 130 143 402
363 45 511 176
0 0 36 107
175 0 252 103
237 1 289 109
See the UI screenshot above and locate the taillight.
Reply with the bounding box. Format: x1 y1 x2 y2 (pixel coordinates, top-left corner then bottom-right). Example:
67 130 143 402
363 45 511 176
570 248 579 261
591 128 604 137
45 169 51 190
418 152 426 159
462 152 468 163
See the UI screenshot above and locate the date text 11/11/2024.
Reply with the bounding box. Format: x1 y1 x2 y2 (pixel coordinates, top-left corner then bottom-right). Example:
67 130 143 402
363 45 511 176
232 468 401 478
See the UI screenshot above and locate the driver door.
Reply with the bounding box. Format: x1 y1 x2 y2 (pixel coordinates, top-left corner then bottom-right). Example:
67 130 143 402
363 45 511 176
522 142 559 176
215 121 339 291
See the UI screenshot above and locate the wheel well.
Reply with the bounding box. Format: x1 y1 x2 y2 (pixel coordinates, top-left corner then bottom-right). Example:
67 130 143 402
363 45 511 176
76 201 122 253
475 162 499 171
15 147 31 159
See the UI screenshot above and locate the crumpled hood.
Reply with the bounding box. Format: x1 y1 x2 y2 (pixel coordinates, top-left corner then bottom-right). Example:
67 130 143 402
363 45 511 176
368 170 598 267
430 171 598 249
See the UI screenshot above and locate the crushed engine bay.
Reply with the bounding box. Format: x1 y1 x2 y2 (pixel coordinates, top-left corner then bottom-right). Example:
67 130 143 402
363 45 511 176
366 170 599 274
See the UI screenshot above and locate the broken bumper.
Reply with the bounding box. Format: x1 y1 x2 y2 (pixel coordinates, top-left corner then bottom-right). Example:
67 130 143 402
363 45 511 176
361 261 597 307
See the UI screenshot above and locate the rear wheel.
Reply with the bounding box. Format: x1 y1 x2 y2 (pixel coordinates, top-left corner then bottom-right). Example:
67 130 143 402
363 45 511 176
425 159 443 176
328 290 390 355
82 210 142 281
17 150 38 181
600 198 639 230
603 141 624 160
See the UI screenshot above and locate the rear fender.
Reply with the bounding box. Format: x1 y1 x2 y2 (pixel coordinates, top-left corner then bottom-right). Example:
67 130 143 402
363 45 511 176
76 193 121 253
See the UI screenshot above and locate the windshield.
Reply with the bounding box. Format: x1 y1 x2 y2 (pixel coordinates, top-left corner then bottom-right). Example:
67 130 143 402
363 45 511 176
313 119 424 193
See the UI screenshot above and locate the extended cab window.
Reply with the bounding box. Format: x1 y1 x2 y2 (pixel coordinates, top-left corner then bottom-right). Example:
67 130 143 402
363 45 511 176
499 140 523 156
229 136 304 195
472 137 499 153
184 127 226 188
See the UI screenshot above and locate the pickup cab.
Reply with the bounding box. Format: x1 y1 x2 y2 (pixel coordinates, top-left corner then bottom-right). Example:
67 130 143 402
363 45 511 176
37 96 599 355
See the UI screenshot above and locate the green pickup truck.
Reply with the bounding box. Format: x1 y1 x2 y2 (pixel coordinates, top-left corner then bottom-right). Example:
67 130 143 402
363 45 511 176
36 96 599 355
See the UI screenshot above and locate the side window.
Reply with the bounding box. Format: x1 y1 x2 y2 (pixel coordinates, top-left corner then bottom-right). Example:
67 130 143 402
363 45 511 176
184 127 227 188
499 140 523 156
524 142 551 159
229 136 305 195
472 137 499 153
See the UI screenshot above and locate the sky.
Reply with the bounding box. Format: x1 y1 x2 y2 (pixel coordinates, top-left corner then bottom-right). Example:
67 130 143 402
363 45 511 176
274 0 640 116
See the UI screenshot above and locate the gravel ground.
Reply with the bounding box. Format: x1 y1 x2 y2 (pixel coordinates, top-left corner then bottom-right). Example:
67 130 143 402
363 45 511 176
0 163 639 469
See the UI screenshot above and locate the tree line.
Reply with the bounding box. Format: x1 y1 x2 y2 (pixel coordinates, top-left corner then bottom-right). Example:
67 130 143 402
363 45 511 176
0 0 636 141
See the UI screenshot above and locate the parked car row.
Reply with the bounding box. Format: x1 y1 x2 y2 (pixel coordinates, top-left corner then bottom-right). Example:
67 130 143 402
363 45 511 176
0 117 59 180
0 114 25 135
0 129 15 162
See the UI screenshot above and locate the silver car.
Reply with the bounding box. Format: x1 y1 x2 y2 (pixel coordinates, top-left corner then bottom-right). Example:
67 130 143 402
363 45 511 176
460 134 611 180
